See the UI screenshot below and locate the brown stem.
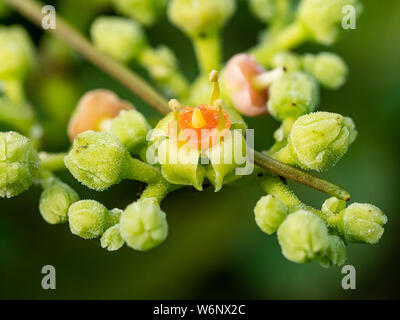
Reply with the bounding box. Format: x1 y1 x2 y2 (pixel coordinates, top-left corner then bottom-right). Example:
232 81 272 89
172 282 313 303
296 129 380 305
5 0 351 201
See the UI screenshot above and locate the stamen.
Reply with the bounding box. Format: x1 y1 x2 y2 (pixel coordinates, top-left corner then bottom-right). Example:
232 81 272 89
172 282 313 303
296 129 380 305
168 98 183 112
252 67 285 90
169 99 182 135
209 70 220 106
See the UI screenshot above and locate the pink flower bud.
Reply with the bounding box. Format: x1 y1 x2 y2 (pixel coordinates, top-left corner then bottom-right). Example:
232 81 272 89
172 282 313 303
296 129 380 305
224 53 268 117
67 89 134 141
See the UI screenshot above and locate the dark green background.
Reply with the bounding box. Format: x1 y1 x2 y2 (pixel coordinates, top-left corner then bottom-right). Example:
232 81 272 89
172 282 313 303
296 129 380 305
0 0 399 299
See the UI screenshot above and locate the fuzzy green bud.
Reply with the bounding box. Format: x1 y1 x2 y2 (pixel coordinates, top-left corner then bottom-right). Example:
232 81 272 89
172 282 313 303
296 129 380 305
271 51 301 72
298 0 362 45
68 200 110 239
0 132 40 198
277 210 329 263
302 52 348 89
288 112 357 171
249 0 276 23
267 72 319 121
119 198 168 251
249 0 293 27
91 16 146 63
101 224 125 251
330 203 387 244
0 25 35 79
322 197 346 216
318 235 347 268
39 180 80 224
64 131 129 191
109 110 151 154
168 0 236 37
254 194 288 234
112 0 166 26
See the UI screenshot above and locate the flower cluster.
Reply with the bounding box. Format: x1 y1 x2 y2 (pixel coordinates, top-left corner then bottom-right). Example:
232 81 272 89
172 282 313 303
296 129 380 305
0 0 386 267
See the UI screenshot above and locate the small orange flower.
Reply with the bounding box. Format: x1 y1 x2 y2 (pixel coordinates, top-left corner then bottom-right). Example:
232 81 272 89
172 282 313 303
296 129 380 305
167 71 231 150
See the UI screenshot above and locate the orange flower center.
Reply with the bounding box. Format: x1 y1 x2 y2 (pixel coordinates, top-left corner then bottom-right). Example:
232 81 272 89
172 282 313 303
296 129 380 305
169 104 231 149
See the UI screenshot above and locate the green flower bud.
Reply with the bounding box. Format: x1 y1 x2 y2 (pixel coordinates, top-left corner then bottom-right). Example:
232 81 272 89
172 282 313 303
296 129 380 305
90 16 146 63
267 72 319 121
109 110 151 154
322 197 346 216
298 0 362 45
318 235 347 268
168 0 236 37
112 0 166 26
119 198 168 251
249 0 276 23
139 46 177 82
109 208 123 227
302 52 348 89
0 132 40 198
330 203 387 244
288 112 357 171
254 194 288 235
101 224 125 251
158 139 205 191
68 200 110 239
271 51 301 72
0 25 35 79
64 131 129 191
205 130 246 191
39 180 80 224
249 0 293 27
277 210 329 263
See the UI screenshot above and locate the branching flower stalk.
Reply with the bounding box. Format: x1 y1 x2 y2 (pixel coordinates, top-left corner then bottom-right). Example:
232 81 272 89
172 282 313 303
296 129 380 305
1 0 386 267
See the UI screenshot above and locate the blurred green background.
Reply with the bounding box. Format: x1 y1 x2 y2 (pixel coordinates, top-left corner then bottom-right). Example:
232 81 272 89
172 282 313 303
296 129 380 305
1 0 399 299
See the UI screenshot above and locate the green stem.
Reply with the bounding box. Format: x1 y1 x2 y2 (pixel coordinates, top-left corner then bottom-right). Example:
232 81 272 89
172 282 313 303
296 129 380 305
39 152 67 171
192 33 221 75
6 0 351 200
123 157 163 184
259 174 331 220
251 21 309 66
140 181 179 204
253 150 350 201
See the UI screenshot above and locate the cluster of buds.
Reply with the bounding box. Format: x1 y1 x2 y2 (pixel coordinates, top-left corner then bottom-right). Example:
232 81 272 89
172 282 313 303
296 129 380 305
254 175 386 266
0 0 387 267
